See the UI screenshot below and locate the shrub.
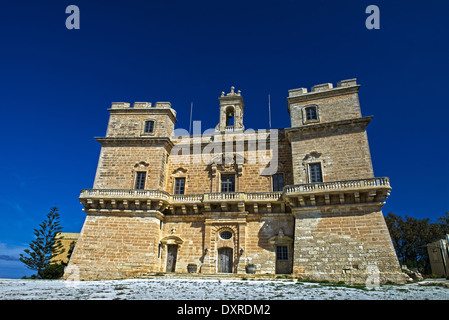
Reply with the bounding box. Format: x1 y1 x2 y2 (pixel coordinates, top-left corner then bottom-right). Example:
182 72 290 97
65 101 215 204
40 263 65 279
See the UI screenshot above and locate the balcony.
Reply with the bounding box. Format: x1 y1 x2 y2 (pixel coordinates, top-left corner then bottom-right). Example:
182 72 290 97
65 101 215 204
282 177 391 207
79 178 391 215
79 190 285 215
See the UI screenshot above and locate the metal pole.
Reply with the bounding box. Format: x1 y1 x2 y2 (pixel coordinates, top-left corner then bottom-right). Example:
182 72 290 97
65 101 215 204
189 101 193 135
268 94 271 130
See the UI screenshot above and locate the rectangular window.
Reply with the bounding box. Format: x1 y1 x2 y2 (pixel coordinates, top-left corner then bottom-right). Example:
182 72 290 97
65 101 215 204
276 245 289 261
144 120 154 134
174 177 186 195
305 107 318 121
309 163 323 183
221 174 235 193
272 173 284 192
135 171 146 190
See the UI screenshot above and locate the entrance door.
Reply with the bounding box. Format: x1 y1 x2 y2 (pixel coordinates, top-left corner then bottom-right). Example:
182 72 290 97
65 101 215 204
218 247 233 273
275 245 292 274
166 245 178 272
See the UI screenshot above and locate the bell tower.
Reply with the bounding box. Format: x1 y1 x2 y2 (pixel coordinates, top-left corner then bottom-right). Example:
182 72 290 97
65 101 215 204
215 86 245 132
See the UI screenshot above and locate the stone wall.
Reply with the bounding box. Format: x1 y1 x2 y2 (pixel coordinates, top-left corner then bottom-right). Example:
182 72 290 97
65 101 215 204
166 131 293 194
289 120 374 184
93 144 169 190
65 214 161 280
292 204 405 284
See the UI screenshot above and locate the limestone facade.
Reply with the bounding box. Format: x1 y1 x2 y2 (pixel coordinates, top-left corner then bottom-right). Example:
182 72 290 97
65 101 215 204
65 79 407 284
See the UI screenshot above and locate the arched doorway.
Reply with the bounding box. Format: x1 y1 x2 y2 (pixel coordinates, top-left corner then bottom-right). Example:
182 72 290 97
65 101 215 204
218 247 233 273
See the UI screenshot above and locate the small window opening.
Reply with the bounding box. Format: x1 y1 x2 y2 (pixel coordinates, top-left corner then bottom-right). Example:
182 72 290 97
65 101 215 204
144 120 155 134
220 231 233 240
305 106 318 121
276 245 289 261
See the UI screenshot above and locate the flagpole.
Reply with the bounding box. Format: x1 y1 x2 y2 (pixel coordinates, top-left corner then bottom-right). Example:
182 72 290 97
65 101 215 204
189 101 193 135
268 94 271 130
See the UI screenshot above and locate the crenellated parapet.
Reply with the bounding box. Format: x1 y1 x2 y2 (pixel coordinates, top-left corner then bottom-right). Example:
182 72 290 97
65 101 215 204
287 78 362 128
105 101 177 138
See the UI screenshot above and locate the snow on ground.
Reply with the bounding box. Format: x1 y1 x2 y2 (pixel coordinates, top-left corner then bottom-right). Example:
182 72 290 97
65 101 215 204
0 278 448 300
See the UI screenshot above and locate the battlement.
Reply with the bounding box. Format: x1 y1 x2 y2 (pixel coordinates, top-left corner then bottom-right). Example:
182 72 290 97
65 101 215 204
288 78 358 97
110 101 172 109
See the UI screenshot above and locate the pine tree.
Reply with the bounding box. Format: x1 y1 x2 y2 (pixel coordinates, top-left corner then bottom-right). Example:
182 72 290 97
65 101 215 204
20 206 65 278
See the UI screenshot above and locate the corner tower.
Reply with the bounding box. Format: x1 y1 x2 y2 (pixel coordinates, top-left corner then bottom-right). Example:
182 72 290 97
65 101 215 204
65 101 178 280
284 78 406 284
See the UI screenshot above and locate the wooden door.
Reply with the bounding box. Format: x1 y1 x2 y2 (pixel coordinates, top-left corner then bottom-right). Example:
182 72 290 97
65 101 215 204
275 245 292 274
166 245 178 272
218 247 233 273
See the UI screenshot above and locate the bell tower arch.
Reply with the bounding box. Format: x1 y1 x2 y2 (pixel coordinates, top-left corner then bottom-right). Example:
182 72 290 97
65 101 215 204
215 86 245 132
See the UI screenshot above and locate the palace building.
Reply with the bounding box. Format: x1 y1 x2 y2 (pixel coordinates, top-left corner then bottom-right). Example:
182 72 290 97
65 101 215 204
64 79 406 284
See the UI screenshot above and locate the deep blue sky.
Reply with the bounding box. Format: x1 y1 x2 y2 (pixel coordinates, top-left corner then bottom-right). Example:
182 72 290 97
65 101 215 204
0 0 448 278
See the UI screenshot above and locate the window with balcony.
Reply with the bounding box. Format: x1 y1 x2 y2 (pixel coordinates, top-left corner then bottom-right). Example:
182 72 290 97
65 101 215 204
174 177 186 195
134 171 146 189
272 173 284 192
221 174 235 193
309 163 323 183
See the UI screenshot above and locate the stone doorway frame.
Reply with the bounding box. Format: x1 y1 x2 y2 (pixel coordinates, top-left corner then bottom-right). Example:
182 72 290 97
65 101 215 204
160 235 184 273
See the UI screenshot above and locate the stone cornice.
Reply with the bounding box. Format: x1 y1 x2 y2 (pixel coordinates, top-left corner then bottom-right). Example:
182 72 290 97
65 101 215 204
83 209 165 220
95 137 175 149
285 116 373 140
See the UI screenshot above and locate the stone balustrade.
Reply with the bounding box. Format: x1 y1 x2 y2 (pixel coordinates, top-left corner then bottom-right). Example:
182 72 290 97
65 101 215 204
79 177 390 214
171 194 203 203
80 189 170 200
283 177 391 208
81 190 284 203
283 177 390 195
